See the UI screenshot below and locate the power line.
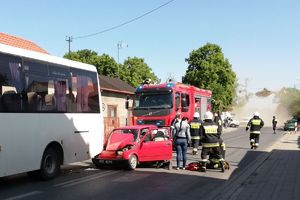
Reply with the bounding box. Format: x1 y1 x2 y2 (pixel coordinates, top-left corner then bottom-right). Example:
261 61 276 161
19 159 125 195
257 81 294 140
72 0 175 40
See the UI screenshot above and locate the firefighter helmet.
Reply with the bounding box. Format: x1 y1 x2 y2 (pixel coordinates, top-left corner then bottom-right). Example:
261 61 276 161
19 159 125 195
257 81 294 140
193 112 200 118
204 111 213 120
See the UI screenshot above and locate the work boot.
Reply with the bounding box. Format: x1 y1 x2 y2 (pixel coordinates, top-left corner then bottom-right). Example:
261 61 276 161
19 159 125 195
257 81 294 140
192 149 198 155
220 161 225 172
200 162 207 172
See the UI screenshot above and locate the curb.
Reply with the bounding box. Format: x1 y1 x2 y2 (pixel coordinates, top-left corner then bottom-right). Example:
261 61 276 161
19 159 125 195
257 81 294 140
205 150 271 200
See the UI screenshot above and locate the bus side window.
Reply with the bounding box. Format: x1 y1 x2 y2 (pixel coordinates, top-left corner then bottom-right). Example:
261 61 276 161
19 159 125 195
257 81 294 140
2 90 22 112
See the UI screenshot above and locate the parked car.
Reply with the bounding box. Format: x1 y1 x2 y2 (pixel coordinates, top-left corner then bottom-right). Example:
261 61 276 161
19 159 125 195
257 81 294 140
221 112 240 128
284 118 298 131
92 125 172 170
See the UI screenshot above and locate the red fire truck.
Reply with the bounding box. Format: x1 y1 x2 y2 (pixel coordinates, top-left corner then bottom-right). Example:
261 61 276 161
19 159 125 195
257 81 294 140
132 82 212 126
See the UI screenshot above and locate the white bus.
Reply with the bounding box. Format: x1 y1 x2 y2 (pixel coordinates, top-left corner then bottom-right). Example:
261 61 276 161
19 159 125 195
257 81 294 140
0 43 104 180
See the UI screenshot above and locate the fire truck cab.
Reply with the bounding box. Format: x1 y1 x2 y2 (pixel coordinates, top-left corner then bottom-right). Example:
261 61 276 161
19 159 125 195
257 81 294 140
132 82 212 126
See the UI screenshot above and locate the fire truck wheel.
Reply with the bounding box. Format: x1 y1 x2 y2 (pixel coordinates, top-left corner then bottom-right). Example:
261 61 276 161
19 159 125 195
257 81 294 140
127 155 138 170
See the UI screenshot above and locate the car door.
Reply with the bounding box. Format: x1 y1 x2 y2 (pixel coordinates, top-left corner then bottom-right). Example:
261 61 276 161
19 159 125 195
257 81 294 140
138 130 157 162
138 129 172 162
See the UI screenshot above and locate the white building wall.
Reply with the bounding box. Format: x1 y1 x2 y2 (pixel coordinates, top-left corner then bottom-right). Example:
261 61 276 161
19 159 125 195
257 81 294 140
101 92 133 126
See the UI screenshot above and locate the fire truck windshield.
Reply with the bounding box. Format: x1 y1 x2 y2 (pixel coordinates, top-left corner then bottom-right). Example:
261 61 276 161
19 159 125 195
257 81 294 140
134 92 173 109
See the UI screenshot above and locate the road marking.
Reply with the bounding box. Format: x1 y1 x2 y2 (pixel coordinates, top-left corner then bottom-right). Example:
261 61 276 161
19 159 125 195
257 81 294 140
54 170 118 188
4 191 42 200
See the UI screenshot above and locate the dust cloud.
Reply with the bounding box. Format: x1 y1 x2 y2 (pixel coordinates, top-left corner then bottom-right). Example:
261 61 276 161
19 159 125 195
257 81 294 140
234 94 290 127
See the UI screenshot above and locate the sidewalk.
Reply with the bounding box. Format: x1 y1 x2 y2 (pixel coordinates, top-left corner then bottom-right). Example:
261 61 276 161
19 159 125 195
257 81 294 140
210 132 300 200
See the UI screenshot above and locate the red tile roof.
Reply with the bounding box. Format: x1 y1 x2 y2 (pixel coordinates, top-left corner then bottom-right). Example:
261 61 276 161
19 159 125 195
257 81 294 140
0 32 48 54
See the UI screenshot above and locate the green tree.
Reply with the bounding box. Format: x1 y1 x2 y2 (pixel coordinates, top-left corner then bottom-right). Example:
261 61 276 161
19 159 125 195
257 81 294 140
276 87 300 118
64 49 119 77
120 57 158 87
182 43 237 111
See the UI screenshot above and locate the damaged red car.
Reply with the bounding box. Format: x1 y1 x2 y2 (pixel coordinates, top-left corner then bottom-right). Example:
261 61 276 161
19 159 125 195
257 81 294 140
92 125 172 170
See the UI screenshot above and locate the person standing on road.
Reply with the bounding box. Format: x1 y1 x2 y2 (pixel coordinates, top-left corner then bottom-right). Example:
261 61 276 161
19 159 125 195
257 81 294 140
171 112 181 136
246 112 264 149
272 116 277 134
200 111 225 172
171 112 181 149
214 112 223 132
189 112 202 155
174 117 191 170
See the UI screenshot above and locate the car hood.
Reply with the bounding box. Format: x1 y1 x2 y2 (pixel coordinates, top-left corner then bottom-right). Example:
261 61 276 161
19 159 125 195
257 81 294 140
106 133 135 151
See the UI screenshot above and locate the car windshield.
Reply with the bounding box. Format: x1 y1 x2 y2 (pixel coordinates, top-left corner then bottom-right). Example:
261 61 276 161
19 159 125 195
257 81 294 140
134 92 173 109
112 129 139 141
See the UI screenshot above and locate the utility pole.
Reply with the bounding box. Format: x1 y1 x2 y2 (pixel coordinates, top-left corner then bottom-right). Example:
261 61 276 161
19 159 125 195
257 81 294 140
117 41 128 77
66 36 73 54
117 41 122 64
244 78 249 98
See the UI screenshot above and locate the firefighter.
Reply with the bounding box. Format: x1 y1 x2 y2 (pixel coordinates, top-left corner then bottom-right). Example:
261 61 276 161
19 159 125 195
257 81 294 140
214 112 223 133
246 112 264 149
189 112 202 155
272 116 277 134
214 112 226 158
200 111 225 172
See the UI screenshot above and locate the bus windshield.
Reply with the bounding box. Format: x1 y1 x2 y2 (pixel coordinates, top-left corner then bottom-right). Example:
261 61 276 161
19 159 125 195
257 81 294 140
134 92 173 109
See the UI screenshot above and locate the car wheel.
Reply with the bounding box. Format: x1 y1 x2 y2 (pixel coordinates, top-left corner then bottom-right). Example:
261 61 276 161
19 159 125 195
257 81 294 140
127 155 138 170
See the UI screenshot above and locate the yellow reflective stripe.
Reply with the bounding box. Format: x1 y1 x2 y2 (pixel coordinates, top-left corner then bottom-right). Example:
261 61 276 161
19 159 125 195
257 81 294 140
210 158 220 163
252 119 261 125
202 143 219 147
204 125 218 134
211 158 224 162
220 142 226 150
191 136 200 139
250 131 261 134
218 120 222 126
190 122 200 129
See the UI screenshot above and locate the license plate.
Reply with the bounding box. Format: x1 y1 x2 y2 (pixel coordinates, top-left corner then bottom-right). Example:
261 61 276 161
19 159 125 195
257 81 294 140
99 160 113 164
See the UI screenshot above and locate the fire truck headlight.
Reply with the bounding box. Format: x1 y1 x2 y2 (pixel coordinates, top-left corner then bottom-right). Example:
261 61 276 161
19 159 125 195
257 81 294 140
156 120 165 126
137 120 144 124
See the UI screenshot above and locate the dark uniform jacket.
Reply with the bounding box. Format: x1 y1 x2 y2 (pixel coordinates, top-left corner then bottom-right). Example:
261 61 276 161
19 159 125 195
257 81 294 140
200 119 221 147
246 117 264 134
189 118 202 140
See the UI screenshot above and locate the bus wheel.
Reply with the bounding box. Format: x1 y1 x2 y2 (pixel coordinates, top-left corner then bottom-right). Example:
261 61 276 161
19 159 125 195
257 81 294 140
39 148 60 180
126 155 138 170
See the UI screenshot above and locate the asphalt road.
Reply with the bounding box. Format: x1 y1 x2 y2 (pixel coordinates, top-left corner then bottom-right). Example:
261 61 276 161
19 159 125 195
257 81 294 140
0 127 284 200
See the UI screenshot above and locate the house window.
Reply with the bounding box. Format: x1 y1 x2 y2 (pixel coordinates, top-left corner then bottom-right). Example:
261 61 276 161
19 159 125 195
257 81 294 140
107 105 117 118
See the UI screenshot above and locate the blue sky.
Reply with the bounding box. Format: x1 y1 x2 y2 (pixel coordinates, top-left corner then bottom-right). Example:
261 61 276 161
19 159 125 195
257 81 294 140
1 0 300 92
